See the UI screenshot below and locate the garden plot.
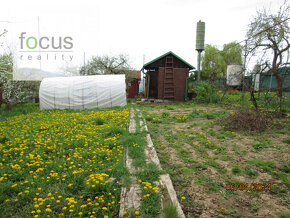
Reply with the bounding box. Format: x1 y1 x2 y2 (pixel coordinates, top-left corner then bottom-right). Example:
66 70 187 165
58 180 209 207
0 109 129 217
140 103 290 218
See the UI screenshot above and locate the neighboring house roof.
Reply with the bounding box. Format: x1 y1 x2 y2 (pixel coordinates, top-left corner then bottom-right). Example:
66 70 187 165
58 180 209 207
142 51 195 70
127 70 141 80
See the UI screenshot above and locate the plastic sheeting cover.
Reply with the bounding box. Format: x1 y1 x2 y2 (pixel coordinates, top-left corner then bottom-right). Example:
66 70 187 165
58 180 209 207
39 74 127 110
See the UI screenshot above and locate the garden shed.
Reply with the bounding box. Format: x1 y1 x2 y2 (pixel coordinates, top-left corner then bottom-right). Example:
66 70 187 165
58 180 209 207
126 70 141 98
39 74 127 110
142 51 194 101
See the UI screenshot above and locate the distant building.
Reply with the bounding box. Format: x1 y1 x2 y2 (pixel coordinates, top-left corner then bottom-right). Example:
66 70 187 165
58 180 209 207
126 70 141 98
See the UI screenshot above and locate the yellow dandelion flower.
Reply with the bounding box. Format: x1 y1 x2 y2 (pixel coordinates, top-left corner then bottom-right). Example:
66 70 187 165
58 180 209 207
45 208 52 212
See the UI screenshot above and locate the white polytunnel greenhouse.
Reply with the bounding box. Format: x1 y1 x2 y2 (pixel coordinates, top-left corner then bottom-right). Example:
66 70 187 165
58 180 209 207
39 74 127 110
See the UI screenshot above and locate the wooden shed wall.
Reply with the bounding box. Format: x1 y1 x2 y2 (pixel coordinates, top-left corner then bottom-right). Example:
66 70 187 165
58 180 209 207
157 67 188 101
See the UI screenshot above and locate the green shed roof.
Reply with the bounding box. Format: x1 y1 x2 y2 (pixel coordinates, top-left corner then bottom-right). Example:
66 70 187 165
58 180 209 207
142 51 195 70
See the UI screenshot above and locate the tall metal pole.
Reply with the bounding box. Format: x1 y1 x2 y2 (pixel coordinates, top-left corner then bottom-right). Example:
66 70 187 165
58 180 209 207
196 21 205 82
197 50 201 81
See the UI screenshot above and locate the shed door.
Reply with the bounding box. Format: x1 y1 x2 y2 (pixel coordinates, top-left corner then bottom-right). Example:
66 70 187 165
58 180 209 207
149 71 158 98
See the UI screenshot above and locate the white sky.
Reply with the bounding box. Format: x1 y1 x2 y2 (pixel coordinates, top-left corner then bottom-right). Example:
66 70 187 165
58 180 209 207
0 0 287 75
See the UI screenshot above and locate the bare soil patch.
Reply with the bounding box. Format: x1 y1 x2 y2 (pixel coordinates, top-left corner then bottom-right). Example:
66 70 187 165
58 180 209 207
143 104 290 217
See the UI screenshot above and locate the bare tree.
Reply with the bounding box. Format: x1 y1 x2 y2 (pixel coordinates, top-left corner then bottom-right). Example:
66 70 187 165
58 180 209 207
80 54 137 87
246 1 290 112
80 54 131 75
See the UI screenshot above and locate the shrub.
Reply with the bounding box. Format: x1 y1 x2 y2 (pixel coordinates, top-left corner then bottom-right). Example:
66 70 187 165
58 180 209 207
194 82 220 103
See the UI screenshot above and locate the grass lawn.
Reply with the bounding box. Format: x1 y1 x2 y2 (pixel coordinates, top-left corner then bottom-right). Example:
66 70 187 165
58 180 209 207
0 105 129 217
139 102 290 218
0 101 289 218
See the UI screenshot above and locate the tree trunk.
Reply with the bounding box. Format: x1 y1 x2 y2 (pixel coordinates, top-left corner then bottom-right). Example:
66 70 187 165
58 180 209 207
272 55 283 112
250 90 258 110
274 68 283 98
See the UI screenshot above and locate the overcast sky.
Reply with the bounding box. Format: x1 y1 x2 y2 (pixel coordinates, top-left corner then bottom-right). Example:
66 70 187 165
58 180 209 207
0 0 287 76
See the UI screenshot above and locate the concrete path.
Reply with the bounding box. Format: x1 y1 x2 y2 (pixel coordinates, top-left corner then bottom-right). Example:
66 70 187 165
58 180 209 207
120 108 185 218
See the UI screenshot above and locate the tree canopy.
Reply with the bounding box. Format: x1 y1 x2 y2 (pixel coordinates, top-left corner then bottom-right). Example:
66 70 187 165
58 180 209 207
80 54 138 86
80 54 132 75
201 41 243 80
